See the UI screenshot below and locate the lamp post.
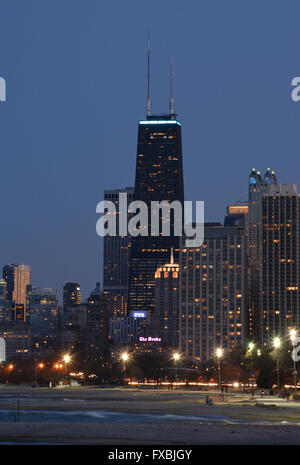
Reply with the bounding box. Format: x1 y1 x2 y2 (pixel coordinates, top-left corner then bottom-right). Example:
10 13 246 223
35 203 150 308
248 342 255 378
290 329 297 392
63 354 71 384
121 352 129 382
216 348 223 390
35 361 44 382
273 337 281 389
173 352 180 382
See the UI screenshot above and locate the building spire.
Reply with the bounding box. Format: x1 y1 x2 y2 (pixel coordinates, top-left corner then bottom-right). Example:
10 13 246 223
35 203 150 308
147 31 151 118
169 56 175 118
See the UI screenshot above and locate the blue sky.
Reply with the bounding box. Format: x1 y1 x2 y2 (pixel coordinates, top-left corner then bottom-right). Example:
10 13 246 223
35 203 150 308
1 0 300 300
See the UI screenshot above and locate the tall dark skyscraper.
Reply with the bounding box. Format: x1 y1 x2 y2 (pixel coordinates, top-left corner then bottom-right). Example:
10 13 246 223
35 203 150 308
103 187 134 317
128 42 184 319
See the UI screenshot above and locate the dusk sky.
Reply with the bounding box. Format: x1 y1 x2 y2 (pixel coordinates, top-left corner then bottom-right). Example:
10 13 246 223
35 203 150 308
1 0 300 301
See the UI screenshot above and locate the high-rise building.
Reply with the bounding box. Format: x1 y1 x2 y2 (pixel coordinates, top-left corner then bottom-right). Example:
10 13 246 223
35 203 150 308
261 184 300 344
61 304 87 353
103 187 134 317
2 264 31 322
128 44 184 320
179 224 247 362
153 248 179 348
0 322 31 360
0 279 8 322
63 282 81 309
86 283 110 362
27 286 59 354
248 168 278 340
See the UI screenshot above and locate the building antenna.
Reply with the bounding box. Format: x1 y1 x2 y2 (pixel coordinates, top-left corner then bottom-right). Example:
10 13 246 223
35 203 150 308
147 31 151 118
169 56 175 118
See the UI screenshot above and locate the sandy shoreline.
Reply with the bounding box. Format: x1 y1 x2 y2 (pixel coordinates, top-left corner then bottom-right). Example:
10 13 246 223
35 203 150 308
0 387 300 444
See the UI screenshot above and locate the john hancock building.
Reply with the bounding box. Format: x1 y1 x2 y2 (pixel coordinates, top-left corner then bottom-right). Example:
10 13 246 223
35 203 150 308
128 49 184 329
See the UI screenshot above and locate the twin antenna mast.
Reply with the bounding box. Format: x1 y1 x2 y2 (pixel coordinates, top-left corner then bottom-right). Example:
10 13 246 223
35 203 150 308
146 33 176 120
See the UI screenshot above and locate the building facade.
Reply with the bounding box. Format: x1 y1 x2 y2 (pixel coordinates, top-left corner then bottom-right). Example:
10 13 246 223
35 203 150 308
261 184 300 344
103 187 134 317
179 224 247 362
2 264 31 321
153 249 179 348
128 116 184 319
248 168 278 341
63 282 82 309
86 283 110 362
27 286 59 354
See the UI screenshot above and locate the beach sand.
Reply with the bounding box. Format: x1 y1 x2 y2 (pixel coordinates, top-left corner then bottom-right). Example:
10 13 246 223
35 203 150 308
0 387 299 444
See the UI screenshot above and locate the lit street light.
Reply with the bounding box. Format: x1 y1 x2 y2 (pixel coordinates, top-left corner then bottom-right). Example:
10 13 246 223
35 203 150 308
273 337 281 389
121 352 129 381
216 348 223 390
63 354 71 383
248 342 255 378
290 329 297 392
35 361 44 381
173 352 181 381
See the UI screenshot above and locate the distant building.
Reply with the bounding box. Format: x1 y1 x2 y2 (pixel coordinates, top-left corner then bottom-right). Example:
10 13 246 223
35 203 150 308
63 282 81 309
248 168 278 340
153 248 179 348
61 303 87 353
0 322 31 360
86 283 110 362
109 312 148 345
26 286 59 355
224 201 248 228
2 264 31 321
179 224 248 362
0 279 8 322
262 184 300 344
103 187 134 317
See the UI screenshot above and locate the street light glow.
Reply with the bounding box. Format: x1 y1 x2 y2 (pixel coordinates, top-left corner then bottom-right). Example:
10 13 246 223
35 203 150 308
216 348 223 358
173 352 180 361
248 342 255 351
290 329 297 342
63 355 71 364
121 352 129 362
273 337 281 349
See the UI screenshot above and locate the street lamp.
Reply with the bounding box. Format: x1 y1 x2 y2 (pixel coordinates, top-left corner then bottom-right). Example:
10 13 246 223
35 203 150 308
290 329 297 392
216 348 223 390
173 352 181 381
63 354 71 383
121 352 129 381
35 361 44 381
273 337 281 389
248 342 255 378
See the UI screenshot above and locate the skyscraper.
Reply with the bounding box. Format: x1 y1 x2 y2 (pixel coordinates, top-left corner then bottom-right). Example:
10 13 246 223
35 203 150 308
2 264 31 321
262 184 300 344
103 187 134 317
0 279 8 322
128 43 184 319
248 168 278 340
27 286 59 355
153 248 179 348
86 283 110 362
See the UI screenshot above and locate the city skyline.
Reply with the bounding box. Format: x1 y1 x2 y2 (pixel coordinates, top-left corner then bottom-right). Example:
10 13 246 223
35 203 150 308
1 1 300 300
